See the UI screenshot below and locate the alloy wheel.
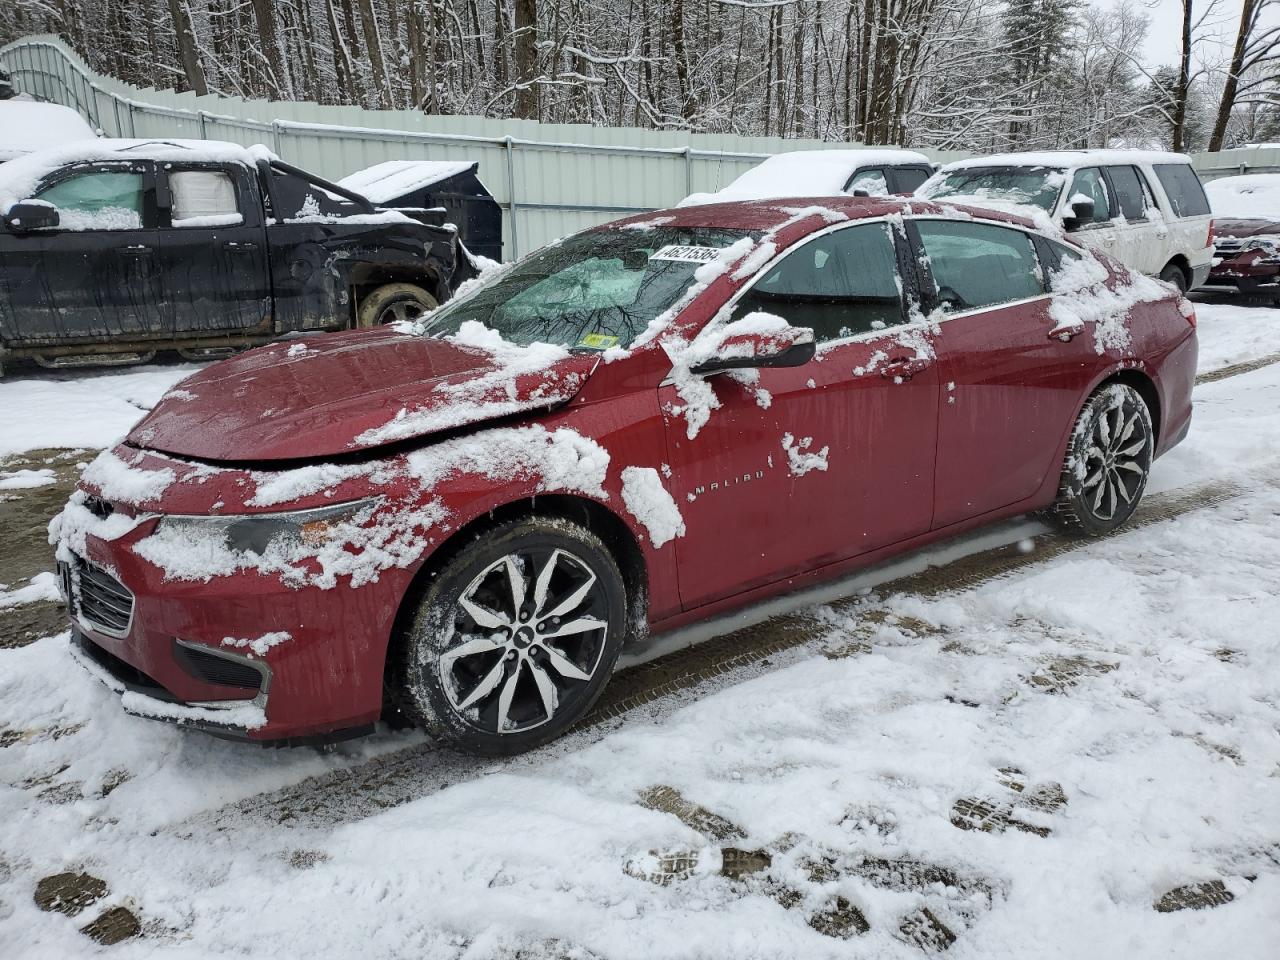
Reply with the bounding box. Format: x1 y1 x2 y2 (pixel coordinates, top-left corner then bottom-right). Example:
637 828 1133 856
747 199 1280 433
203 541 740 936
1080 396 1150 522
438 548 610 735
377 298 424 325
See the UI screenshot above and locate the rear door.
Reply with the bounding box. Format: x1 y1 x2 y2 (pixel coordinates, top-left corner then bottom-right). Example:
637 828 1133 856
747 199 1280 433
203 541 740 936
663 220 940 609
1151 162 1214 281
12 162 164 344
157 164 271 335
1101 164 1164 274
912 218 1100 529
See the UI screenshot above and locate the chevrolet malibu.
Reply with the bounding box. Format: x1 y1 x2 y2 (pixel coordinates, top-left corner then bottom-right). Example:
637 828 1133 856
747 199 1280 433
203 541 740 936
53 197 1198 756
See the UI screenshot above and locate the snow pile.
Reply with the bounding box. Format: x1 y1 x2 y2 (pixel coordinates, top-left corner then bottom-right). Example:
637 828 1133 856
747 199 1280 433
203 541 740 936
0 467 55 490
48 489 146 564
221 632 292 657
0 100 97 162
406 424 611 498
0 572 60 609
781 433 830 476
0 365 199 459
80 448 175 505
1204 174 1280 219
620 466 685 547
1047 255 1168 355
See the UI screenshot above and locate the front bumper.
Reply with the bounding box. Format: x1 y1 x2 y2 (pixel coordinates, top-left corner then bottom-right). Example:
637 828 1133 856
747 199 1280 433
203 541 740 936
61 520 410 743
1206 249 1280 291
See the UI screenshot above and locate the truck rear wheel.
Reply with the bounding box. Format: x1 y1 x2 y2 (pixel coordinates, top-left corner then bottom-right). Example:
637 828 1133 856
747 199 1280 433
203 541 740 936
356 283 439 328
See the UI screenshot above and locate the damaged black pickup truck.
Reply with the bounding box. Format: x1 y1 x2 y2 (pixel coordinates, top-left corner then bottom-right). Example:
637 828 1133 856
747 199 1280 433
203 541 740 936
0 139 476 370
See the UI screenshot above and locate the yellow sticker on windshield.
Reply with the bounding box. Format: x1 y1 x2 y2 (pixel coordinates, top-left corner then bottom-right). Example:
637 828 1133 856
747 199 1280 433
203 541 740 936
577 333 619 349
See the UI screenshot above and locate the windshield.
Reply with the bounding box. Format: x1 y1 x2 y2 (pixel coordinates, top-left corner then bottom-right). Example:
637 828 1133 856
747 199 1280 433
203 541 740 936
922 166 1066 212
425 226 753 351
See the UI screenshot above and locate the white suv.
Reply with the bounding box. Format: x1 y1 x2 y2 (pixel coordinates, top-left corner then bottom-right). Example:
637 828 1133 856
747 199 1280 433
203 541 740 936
917 151 1214 291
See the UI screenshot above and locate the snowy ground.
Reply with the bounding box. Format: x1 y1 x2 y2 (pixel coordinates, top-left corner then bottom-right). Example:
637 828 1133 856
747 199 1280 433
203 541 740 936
1 301 1279 958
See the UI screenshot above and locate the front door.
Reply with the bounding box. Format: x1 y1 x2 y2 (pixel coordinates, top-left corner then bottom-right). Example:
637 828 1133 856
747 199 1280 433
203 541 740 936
911 217 1102 528
157 165 271 336
22 162 166 344
662 221 940 610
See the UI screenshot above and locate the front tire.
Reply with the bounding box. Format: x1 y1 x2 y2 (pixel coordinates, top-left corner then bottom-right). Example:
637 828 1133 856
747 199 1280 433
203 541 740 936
395 518 627 756
1046 383 1154 536
356 282 439 328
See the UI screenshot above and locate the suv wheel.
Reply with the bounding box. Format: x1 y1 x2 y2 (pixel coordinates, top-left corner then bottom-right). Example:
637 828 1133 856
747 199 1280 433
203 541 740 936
356 283 439 328
1045 383 1153 536
1158 263 1188 294
394 518 627 756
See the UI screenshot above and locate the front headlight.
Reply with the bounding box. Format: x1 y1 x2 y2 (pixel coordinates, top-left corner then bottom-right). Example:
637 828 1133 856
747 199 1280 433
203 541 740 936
158 499 378 557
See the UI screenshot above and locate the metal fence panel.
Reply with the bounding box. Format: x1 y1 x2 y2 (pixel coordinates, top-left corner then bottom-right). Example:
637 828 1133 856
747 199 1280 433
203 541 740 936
8 33 1278 255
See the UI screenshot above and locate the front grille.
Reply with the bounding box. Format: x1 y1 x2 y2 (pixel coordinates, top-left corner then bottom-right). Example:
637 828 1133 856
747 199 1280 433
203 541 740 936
173 642 265 691
1214 239 1244 255
73 560 134 637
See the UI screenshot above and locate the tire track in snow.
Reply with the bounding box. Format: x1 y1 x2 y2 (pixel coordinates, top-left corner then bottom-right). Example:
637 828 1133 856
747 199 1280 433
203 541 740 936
1195 350 1280 385
189 474 1253 834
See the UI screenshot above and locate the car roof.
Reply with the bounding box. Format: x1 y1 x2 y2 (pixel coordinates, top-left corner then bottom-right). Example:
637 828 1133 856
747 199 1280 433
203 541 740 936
609 196 1039 234
941 150 1195 173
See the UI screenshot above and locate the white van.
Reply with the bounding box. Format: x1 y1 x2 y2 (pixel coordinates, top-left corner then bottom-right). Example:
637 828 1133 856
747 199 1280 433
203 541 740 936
917 151 1214 291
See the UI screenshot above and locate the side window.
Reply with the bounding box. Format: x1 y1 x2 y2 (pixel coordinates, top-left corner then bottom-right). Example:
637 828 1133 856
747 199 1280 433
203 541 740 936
34 171 145 231
845 168 889 197
1153 163 1211 217
893 166 932 194
916 220 1045 311
170 170 242 226
1066 167 1111 223
1107 166 1155 221
737 223 903 342
1041 239 1088 290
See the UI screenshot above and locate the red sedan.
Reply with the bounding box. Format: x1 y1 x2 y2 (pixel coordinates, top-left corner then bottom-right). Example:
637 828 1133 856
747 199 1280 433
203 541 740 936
53 197 1197 755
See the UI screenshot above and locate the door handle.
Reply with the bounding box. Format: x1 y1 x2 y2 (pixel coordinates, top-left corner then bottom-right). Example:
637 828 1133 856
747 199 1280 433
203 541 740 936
120 244 152 255
223 241 258 252
880 356 931 381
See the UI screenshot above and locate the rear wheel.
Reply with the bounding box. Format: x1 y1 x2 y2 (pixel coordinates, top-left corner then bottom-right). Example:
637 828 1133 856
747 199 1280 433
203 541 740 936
1045 383 1153 536
394 518 627 756
356 282 438 328
1158 263 1189 294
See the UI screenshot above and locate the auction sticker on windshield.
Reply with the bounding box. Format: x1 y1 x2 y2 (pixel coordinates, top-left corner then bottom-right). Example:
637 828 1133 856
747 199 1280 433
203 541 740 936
650 245 726 263
576 333 619 349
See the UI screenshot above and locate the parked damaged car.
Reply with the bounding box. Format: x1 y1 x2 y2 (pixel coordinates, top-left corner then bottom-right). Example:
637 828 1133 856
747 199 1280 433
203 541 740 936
53 196 1196 756
0 139 475 370
1203 173 1280 300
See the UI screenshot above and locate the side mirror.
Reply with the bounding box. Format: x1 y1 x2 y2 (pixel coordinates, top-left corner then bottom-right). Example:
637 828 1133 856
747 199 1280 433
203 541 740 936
688 316 816 374
4 199 59 232
1062 196 1095 231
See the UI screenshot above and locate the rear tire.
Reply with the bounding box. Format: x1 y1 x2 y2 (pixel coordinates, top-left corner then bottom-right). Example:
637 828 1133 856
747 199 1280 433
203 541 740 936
356 282 438 328
1045 383 1153 536
394 518 627 757
1158 263 1189 294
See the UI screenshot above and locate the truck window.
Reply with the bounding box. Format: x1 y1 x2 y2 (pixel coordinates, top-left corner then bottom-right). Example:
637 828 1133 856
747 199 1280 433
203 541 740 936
894 166 932 194
34 171 145 231
171 170 242 226
1153 164 1211 217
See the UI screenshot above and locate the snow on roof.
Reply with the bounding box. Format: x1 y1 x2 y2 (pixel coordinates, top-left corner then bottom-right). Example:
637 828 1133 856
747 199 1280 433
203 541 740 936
337 160 479 204
1204 174 1280 219
0 138 276 213
0 100 98 162
679 148 931 206
941 149 1193 172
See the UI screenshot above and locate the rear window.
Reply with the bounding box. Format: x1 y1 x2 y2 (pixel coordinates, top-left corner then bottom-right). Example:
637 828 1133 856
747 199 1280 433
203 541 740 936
1153 164 1210 217
1106 165 1155 221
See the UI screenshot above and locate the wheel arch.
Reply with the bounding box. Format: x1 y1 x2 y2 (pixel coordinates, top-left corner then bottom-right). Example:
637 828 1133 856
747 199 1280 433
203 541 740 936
1160 255 1191 289
381 493 650 711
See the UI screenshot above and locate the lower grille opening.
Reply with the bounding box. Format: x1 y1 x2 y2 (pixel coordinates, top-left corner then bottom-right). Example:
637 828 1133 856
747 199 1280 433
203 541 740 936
173 642 265 691
75 633 178 702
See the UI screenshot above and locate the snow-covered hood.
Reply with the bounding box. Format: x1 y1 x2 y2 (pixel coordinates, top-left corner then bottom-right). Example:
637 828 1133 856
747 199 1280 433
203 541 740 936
1211 218 1280 239
126 326 597 462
